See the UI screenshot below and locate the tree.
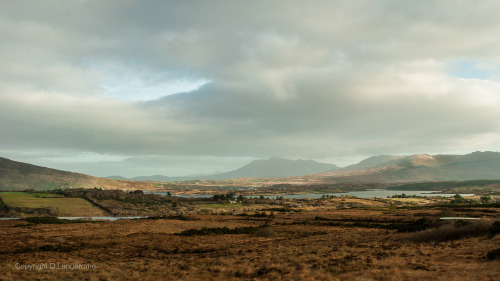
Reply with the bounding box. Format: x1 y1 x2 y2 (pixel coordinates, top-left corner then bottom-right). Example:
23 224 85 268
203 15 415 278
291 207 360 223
480 195 491 204
451 194 464 204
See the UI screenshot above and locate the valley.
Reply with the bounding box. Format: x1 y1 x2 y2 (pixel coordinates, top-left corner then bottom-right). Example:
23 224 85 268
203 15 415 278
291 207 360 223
1 154 499 280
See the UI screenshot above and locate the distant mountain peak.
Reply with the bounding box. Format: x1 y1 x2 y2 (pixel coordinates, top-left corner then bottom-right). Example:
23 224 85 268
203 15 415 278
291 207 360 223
128 157 339 181
268 156 285 160
453 151 500 164
216 157 338 179
106 175 129 180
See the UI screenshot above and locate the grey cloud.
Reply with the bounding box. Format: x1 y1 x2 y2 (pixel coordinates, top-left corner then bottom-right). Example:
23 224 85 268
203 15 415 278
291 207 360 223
1 1 499 176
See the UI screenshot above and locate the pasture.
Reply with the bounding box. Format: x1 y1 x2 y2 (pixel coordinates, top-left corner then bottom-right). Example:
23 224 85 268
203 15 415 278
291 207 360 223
0 192 108 217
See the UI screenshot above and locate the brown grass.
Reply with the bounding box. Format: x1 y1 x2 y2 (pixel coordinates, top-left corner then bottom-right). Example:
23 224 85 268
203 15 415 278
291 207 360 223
0 208 498 280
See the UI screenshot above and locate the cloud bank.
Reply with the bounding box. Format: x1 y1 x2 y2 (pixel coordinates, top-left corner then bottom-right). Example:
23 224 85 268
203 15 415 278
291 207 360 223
1 0 499 176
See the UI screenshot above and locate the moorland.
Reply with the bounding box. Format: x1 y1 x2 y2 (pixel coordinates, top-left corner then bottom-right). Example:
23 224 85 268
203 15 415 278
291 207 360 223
0 188 499 280
0 155 499 280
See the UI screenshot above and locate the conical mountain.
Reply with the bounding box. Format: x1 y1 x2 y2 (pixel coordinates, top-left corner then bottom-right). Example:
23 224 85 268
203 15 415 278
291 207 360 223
208 157 339 179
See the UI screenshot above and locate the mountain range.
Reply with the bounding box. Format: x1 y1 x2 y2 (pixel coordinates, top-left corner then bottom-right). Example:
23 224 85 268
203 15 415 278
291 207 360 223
122 157 339 181
111 152 500 183
319 151 500 183
1 151 500 191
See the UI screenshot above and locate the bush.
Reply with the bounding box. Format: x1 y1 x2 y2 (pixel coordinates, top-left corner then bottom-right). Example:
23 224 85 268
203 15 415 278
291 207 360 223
24 217 96 224
410 220 494 242
489 221 500 237
486 248 500 260
396 218 436 232
177 225 265 236
251 212 269 217
254 227 275 237
25 217 63 224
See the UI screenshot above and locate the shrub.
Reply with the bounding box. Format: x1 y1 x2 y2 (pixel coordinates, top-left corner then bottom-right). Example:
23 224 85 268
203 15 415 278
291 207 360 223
251 212 269 217
177 225 265 236
396 218 437 232
254 227 275 237
486 248 500 260
489 221 500 237
300 231 327 237
410 220 494 242
24 217 96 224
25 217 63 224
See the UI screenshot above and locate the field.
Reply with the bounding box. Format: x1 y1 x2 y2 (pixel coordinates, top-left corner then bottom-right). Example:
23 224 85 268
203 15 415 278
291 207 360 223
0 190 498 280
0 205 499 280
0 192 108 217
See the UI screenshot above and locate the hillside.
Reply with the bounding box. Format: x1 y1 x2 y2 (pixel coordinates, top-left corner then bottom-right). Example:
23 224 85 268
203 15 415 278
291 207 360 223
343 155 404 170
0 157 154 191
320 151 500 183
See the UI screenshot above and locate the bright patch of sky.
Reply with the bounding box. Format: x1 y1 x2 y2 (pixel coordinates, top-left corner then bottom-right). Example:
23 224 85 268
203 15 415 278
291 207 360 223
89 62 211 101
448 60 500 81
101 77 210 101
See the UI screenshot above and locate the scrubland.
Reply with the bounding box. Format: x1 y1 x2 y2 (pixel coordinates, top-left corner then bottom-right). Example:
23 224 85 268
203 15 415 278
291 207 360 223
0 204 498 281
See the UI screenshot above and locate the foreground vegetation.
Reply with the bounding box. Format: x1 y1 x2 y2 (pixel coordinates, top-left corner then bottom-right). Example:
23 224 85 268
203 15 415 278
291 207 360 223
0 187 498 280
0 205 498 280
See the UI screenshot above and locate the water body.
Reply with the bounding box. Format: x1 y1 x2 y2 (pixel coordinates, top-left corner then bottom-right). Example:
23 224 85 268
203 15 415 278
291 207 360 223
151 189 474 199
58 216 146 221
440 217 480 220
146 192 212 198
257 189 475 199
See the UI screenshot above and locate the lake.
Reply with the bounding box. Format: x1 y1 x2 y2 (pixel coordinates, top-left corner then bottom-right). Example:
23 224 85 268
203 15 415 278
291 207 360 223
58 216 147 221
150 189 474 199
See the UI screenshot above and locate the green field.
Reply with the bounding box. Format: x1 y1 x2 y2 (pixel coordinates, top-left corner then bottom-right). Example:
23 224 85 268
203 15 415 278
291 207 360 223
0 192 108 216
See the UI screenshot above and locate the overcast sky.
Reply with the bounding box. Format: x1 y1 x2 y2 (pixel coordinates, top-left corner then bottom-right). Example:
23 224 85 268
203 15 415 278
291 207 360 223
1 0 499 177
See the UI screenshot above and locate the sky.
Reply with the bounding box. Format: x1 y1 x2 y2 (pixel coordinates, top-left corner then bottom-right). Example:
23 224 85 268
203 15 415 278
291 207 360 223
1 0 500 178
